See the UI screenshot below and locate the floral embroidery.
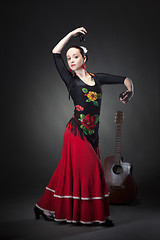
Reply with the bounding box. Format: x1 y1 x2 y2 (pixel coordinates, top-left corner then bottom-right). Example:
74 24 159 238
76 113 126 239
78 114 99 135
88 72 95 77
82 88 88 94
82 88 101 107
75 105 84 112
87 91 97 101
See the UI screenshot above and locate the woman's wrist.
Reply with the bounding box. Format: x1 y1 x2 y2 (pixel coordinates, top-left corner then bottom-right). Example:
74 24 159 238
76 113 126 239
124 77 134 92
67 32 72 39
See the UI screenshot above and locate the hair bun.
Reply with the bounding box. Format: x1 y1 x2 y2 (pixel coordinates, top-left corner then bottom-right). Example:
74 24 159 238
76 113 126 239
80 46 88 55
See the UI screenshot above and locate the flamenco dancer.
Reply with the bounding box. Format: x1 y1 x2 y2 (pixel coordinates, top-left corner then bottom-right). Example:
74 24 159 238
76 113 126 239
34 27 134 226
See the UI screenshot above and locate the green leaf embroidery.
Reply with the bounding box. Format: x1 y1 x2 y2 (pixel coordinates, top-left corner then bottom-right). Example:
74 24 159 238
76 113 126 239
94 115 99 124
80 125 85 129
83 130 88 135
94 118 99 124
97 93 101 99
93 101 98 106
82 88 88 93
88 130 95 135
94 114 99 119
80 114 85 119
86 99 91 102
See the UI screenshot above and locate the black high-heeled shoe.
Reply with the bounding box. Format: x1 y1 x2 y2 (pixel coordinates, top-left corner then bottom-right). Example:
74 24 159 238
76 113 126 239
101 219 114 227
34 206 54 221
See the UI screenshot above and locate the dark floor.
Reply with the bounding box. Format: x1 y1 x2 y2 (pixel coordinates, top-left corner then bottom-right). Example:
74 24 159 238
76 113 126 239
1 188 160 240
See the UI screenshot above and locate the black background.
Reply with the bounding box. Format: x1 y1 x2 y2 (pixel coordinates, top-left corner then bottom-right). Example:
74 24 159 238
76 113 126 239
2 0 160 217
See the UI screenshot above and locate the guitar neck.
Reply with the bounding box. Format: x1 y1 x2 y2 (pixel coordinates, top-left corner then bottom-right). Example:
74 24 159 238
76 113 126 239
115 124 122 158
114 111 124 163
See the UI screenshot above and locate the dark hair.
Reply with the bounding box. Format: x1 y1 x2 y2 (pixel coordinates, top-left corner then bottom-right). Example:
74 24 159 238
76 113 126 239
67 46 88 61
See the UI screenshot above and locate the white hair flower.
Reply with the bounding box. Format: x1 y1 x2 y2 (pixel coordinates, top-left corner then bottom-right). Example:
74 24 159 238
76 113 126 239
80 46 88 54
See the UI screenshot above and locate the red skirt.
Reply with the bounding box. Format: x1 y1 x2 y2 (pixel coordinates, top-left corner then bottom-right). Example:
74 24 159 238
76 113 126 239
36 121 111 224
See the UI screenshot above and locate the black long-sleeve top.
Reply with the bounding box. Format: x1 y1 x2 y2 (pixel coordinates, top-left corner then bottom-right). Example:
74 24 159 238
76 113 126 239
53 53 126 148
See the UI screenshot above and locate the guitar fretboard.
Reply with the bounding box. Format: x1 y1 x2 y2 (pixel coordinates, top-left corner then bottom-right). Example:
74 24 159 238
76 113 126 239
115 124 121 156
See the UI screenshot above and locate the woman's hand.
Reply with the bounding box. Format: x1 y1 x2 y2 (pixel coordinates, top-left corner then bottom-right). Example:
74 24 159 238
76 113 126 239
120 77 134 104
69 27 87 37
119 90 134 104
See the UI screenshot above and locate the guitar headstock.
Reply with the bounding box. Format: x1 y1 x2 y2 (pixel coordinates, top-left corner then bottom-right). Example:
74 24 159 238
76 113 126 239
115 111 124 125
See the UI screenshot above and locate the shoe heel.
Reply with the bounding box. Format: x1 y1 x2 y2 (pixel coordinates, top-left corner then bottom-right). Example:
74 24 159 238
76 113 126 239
34 206 40 220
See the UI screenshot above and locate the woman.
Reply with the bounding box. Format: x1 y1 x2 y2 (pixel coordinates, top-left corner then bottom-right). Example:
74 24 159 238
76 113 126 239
34 27 134 226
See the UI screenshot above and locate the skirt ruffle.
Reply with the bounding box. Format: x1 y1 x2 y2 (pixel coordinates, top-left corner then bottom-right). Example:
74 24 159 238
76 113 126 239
36 122 110 224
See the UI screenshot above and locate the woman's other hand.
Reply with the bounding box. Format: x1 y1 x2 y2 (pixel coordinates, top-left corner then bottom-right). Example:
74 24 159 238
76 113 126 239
120 77 134 104
120 90 134 104
70 27 87 37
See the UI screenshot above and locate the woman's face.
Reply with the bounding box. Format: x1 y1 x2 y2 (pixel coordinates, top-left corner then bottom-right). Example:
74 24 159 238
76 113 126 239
66 48 86 71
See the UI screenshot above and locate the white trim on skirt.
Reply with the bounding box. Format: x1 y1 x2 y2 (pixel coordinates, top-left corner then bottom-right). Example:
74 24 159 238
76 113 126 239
45 186 109 200
36 204 112 224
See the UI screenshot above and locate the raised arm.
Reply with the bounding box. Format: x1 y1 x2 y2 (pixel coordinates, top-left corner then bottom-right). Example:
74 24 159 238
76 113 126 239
96 73 134 104
52 27 87 54
52 27 87 90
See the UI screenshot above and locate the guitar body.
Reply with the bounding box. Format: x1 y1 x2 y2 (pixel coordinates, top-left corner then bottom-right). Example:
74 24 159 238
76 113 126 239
104 155 137 204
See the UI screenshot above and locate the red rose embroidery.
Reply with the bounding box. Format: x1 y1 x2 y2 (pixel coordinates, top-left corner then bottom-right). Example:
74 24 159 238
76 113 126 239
81 114 96 130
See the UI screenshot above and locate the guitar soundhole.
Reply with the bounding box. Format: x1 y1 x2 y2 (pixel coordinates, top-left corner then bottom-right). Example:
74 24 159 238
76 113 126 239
112 165 123 174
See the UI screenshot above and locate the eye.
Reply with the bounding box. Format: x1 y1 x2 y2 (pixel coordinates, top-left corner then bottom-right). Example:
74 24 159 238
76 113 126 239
67 57 71 61
75 56 78 59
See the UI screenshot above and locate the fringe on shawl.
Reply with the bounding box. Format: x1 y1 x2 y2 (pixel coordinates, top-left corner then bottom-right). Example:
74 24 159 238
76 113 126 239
67 116 85 141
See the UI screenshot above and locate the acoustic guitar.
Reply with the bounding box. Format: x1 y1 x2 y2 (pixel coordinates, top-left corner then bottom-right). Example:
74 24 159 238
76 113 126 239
104 111 137 204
